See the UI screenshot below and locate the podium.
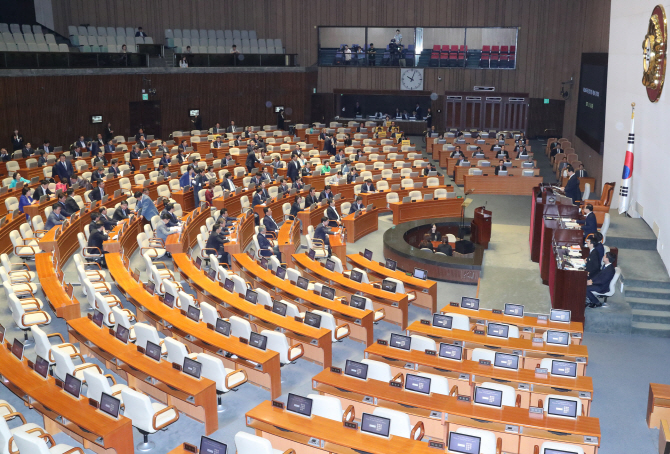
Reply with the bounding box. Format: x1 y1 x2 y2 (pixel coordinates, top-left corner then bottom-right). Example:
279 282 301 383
470 206 492 248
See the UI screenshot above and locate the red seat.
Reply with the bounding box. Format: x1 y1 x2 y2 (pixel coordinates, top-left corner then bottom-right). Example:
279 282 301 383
432 45 440 52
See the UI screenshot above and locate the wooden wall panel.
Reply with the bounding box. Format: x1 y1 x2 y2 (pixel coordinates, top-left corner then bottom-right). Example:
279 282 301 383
0 71 317 149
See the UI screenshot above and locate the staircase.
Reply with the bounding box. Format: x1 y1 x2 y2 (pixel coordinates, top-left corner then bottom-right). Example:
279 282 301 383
626 280 670 337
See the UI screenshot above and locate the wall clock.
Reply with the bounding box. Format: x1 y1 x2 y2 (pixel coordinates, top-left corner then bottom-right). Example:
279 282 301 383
642 5 667 102
400 68 424 91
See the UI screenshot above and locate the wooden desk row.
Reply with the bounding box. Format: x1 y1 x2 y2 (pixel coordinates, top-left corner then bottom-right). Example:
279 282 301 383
463 175 543 196
453 166 539 185
390 197 464 225
445 157 536 174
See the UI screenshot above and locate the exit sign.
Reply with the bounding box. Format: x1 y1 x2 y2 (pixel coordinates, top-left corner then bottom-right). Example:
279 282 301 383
544 99 550 104
142 93 149 101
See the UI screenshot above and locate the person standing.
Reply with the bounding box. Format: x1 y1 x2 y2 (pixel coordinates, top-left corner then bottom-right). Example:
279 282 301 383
277 108 285 130
344 45 351 65
11 130 23 151
104 122 114 142
561 165 582 204
393 29 402 44
367 43 376 66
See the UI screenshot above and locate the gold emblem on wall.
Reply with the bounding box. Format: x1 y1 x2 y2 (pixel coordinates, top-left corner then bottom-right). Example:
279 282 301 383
642 5 667 102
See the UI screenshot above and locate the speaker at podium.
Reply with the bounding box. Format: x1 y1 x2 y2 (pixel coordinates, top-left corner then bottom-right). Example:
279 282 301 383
471 206 492 248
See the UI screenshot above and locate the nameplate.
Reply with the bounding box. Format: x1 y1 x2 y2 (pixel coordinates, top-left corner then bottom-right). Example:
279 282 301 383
529 406 544 416
425 349 436 356
344 421 358 430
512 350 523 356
576 356 586 363
263 305 272 311
88 398 99 408
584 436 598 444
518 383 530 391
478 359 491 366
310 339 318 346
183 443 198 453
272 400 284 410
537 315 548 322
505 425 519 434
452 340 463 347
294 316 303 322
137 346 145 354
492 309 502 314
206 323 214 330
362 396 374 404
535 367 548 378
428 441 445 449
457 395 471 402
429 411 442 419
476 320 485 325
172 362 182 371
55 379 64 389
377 339 388 346
330 367 342 374
474 329 485 335
573 332 582 339
532 337 544 344
239 337 248 344
389 381 402 388
459 373 470 380
420 319 430 325
579 391 592 399
450 302 459 307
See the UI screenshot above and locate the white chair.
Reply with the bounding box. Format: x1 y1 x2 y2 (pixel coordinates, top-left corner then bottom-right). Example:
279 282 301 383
415 372 451 395
449 428 499 454
12 431 84 454
409 334 436 352
383 277 417 302
599 213 611 243
261 330 304 365
542 394 583 417
471 348 496 364
121 388 179 451
538 442 585 454
10 230 40 260
51 347 101 382
441 312 471 331
199 353 248 411
134 323 167 355
307 393 354 422
230 315 252 339
8 294 51 345
83 369 129 404
235 431 289 454
32 325 78 365
0 412 47 454
360 359 392 381
111 306 136 341
138 232 167 259
479 382 519 407
386 192 399 207
312 310 350 342
164 337 198 365
372 407 424 440
0 254 35 282
230 274 252 295
0 267 39 294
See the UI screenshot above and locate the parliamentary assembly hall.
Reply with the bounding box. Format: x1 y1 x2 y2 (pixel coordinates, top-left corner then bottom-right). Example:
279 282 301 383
1 0 670 453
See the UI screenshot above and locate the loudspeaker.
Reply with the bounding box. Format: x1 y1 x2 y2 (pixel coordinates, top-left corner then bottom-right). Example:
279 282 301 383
455 240 475 254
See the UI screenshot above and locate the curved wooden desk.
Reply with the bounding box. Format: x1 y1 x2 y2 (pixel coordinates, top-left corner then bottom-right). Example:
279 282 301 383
277 219 301 262
341 208 379 243
296 198 348 232
406 321 589 375
232 253 374 346
364 342 594 416
106 252 283 400
172 253 333 369
346 252 437 313
463 175 544 196
358 185 453 214
0 342 134 454
35 253 81 320
292 252 409 329
438 304 584 343
246 400 437 454
390 198 463 225
454 166 539 185
311 369 600 453
67 316 218 435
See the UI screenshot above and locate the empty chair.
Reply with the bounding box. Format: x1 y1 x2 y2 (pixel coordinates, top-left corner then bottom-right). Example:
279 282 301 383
198 353 248 411
409 334 436 352
13 432 84 454
372 407 423 439
441 312 470 331
32 325 79 364
479 382 519 407
360 359 392 381
8 294 51 344
83 369 129 404
164 337 198 365
448 428 499 454
261 330 304 365
235 432 288 454
307 393 354 423
51 347 101 382
229 315 252 339
1 254 36 282
134 323 167 354
121 388 179 451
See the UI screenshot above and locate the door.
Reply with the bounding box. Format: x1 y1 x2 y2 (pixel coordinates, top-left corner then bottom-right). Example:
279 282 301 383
129 101 161 139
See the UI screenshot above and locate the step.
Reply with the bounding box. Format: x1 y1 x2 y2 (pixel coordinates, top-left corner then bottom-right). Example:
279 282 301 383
627 297 670 311
625 279 670 290
631 321 670 338
631 309 670 324
606 236 658 250
625 286 670 300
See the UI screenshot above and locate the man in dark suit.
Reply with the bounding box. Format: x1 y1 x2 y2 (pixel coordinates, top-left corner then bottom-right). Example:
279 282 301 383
257 225 280 260
113 199 130 222
135 27 147 37
45 203 66 230
0 148 11 162
436 237 453 256
584 233 605 279
129 145 141 162
98 206 117 230
108 159 121 178
349 196 365 214
226 121 236 133
245 148 260 173
252 187 266 207
134 129 145 142
41 140 53 155
87 221 109 267
346 168 358 184
262 207 279 234
55 154 74 183
313 217 334 256
325 199 341 227
293 176 304 192
180 166 195 188
304 188 319 208
360 179 376 193
289 195 302 219
318 186 334 202
301 162 312 177
578 204 597 239
91 168 106 186
56 193 73 217
161 203 180 227
89 180 106 202
576 164 588 178
277 178 290 195
414 104 422 120
586 252 616 307
76 135 87 149
206 222 231 265
104 139 115 154
221 173 236 191
562 166 581 204
212 137 224 149
11 130 23 151
33 180 52 201
65 189 80 214
22 142 34 158
494 160 507 175
70 145 82 159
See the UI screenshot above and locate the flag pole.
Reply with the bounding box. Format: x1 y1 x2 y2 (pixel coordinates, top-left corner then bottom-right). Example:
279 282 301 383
618 103 635 216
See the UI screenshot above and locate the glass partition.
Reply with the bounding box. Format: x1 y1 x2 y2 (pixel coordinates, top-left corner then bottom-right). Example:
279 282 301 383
318 26 517 69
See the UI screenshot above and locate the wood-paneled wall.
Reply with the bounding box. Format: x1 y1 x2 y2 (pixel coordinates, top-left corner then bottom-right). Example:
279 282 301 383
0 71 317 149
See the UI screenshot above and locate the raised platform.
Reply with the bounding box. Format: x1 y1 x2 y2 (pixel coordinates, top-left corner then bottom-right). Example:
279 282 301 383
382 217 483 284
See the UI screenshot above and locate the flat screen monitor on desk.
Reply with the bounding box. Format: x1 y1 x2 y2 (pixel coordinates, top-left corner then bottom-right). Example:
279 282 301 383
448 432 481 454
249 332 267 350
286 393 312 418
183 357 202 379
363 249 373 260
245 289 258 304
325 259 336 271
223 278 234 292
350 295 367 309
275 266 286 280
115 325 130 344
361 413 391 438
550 309 571 323
389 333 411 350
487 323 510 338
320 286 335 300
199 437 227 454
413 268 427 280
11 339 23 360
550 360 578 378
344 359 368 380
304 312 322 328
504 303 524 317
272 300 287 316
474 386 503 408
187 305 200 322
350 269 363 283
432 313 453 329
405 373 431 395
215 319 231 337
145 341 162 362
439 343 463 361
92 309 104 327
381 279 397 293
494 352 519 370
296 276 309 290
163 292 176 308
461 297 480 310
547 397 578 418
307 249 316 261
385 259 397 271
34 355 49 378
546 330 570 346
99 392 121 419
64 373 82 399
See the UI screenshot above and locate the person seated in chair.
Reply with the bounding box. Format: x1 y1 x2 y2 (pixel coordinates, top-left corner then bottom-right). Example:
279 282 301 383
586 252 616 308
314 217 334 257
494 159 507 175
262 207 279 235
418 234 434 251
319 185 334 201
325 199 341 227
450 146 463 159
436 236 453 256
427 224 441 241
349 196 365 215
257 225 280 261
113 199 130 222
206 222 230 266
584 233 605 279
87 221 109 268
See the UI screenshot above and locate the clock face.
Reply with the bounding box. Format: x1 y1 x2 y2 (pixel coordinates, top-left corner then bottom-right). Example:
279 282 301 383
400 69 424 91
